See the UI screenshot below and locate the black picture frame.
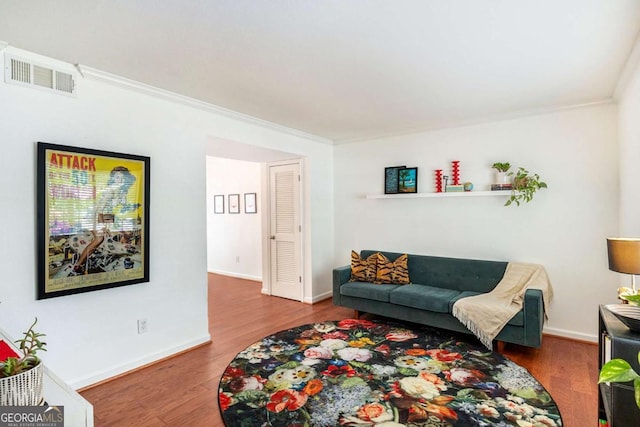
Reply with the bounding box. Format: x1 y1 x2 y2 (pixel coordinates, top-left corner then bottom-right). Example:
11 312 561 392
398 167 418 193
384 165 406 194
214 194 225 214
229 194 240 214
244 193 257 214
37 142 150 299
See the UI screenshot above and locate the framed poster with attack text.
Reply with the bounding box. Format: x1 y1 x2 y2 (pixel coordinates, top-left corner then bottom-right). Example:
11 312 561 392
37 142 150 299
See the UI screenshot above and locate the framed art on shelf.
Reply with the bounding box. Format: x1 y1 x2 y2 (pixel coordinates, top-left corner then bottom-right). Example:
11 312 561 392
398 167 418 193
384 165 406 194
244 193 257 214
37 142 150 299
229 194 240 214
214 194 225 214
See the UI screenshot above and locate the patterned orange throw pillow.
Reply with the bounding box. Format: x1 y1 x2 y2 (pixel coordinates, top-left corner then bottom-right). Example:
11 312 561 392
375 253 410 285
349 251 378 282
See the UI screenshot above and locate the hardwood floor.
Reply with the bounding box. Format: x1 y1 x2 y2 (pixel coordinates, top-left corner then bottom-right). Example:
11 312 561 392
80 273 598 426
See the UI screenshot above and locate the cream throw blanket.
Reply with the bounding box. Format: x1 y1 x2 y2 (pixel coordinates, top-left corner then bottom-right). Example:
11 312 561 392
452 262 553 349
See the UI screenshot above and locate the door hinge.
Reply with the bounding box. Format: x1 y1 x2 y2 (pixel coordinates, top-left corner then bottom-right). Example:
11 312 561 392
299 276 302 283
298 174 301 182
299 225 301 232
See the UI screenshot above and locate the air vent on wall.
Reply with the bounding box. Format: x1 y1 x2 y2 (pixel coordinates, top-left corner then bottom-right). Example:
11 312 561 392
4 54 76 96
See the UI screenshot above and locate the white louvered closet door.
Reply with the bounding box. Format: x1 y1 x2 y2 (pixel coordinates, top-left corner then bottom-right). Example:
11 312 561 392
269 162 302 301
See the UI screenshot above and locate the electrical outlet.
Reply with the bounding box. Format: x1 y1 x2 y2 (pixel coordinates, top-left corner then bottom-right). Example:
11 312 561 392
236 256 240 263
137 319 148 334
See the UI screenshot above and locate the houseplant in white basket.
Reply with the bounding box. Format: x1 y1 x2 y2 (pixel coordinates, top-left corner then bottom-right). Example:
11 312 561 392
0 318 47 405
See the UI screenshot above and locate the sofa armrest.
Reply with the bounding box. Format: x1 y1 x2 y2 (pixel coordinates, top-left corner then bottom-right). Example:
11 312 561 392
522 288 544 347
333 265 351 306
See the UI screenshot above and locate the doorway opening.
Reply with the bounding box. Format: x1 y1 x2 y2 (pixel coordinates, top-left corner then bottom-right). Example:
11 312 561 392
205 137 306 303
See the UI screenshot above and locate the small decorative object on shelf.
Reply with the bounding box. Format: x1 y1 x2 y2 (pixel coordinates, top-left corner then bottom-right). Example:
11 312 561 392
385 165 406 194
442 175 449 192
463 182 474 192
434 169 443 193
491 184 513 191
505 167 547 207
492 162 512 187
398 167 418 193
451 160 461 185
445 185 464 192
490 162 547 206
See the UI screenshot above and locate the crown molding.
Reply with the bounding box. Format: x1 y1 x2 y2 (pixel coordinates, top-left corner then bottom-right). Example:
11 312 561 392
76 65 333 145
334 99 615 144
614 30 640 100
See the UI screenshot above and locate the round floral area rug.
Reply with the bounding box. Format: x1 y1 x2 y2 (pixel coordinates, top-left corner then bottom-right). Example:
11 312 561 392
218 319 562 427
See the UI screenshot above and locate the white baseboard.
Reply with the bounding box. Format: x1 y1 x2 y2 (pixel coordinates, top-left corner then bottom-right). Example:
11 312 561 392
543 326 597 343
209 269 262 282
69 334 211 389
305 290 332 304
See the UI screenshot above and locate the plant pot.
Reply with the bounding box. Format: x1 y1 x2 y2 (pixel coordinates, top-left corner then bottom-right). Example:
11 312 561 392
0 362 44 406
494 171 511 185
514 177 528 190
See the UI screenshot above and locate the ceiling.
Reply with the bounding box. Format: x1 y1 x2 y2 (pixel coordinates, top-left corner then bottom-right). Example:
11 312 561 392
1 1 639 143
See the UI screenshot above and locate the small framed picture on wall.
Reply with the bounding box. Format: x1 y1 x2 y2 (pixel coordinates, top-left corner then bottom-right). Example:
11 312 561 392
213 194 225 214
398 167 418 193
384 165 406 194
229 194 240 214
244 193 257 214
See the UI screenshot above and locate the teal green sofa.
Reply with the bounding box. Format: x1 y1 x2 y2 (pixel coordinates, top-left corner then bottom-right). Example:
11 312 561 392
332 250 545 348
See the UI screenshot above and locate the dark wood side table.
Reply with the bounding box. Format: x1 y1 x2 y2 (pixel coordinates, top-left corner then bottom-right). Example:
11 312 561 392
598 304 640 426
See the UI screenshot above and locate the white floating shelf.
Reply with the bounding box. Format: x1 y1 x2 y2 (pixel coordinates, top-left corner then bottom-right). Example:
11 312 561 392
365 191 510 199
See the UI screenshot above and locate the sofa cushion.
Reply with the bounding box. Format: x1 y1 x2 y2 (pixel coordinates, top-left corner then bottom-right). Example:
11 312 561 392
349 251 378 282
375 253 410 285
449 291 478 312
341 282 400 302
390 285 460 313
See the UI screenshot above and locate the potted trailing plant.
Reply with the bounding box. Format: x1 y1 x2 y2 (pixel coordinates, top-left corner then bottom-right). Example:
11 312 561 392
491 162 511 185
598 351 640 409
0 318 47 405
505 167 548 207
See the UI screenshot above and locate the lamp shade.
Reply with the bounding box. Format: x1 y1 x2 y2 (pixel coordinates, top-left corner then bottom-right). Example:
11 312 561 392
607 238 640 274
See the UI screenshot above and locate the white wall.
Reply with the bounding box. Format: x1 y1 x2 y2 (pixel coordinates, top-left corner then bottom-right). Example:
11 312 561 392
0 46 334 388
334 104 619 341
206 157 262 280
618 55 640 236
